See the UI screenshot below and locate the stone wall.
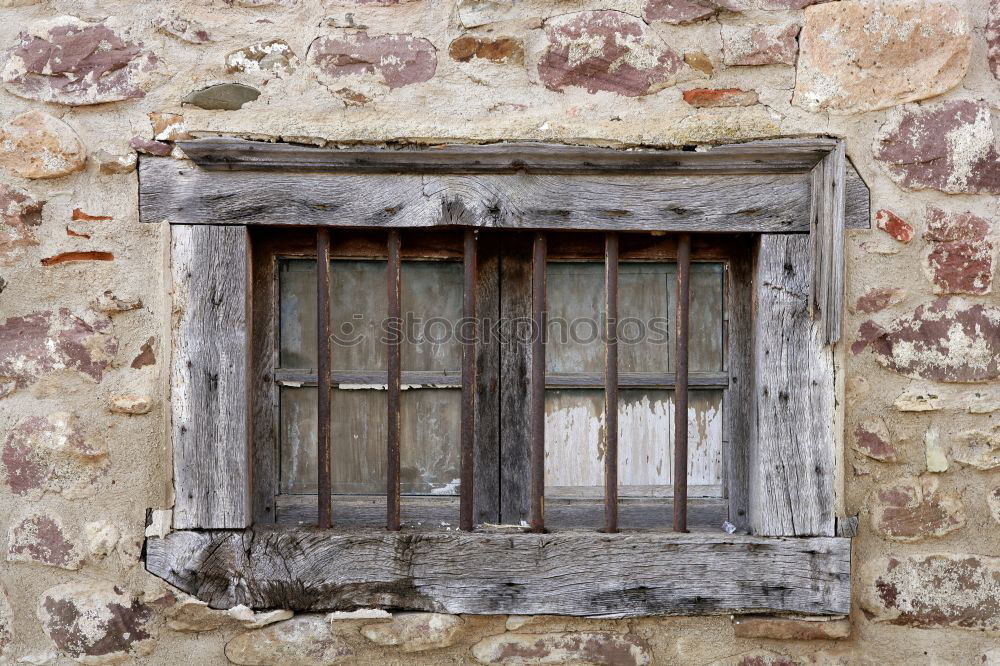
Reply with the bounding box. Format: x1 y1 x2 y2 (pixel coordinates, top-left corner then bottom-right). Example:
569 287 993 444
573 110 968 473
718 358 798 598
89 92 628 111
0 0 998 663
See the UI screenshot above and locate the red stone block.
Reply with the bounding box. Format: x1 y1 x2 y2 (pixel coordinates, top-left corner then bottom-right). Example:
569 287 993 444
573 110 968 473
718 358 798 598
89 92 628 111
874 209 913 243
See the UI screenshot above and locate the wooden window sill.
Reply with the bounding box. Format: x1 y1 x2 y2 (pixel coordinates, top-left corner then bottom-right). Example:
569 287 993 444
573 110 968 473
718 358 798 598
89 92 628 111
145 527 850 617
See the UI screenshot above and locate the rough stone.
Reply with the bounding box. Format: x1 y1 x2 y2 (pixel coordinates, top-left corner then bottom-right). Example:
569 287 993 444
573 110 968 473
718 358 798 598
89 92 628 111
875 100 1000 194
109 395 151 415
852 287 904 315
182 83 261 110
71 209 111 223
131 337 156 369
0 583 10 661
870 476 965 542
706 650 800 666
83 521 119 560
228 606 294 630
0 308 117 397
951 429 1000 470
457 0 517 29
0 184 44 266
226 40 299 76
853 420 894 462
989 0 1000 80
1 412 108 498
850 319 886 356
875 209 913 243
155 12 213 44
167 599 292 633
539 11 687 97
0 111 86 179
989 487 1000 524
892 390 940 412
682 88 758 107
683 51 714 75
863 298 1000 383
923 208 993 295
129 136 172 157
93 150 137 175
2 17 159 105
144 510 171 539
471 632 652 665
793 1 969 113
7 512 83 570
41 250 115 267
149 112 192 142
93 290 142 315
449 36 523 64
642 0 741 24
732 615 850 640
721 23 798 66
924 428 948 473
759 0 822 6
361 613 464 652
861 554 1000 632
308 32 437 90
37 582 156 663
225 616 353 665
968 391 1000 414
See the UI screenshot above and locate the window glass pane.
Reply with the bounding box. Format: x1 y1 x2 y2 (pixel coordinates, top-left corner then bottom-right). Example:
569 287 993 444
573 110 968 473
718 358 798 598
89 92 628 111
546 263 605 373
279 258 463 372
279 259 318 368
279 386 461 495
666 262 725 373
545 262 724 375
543 388 723 499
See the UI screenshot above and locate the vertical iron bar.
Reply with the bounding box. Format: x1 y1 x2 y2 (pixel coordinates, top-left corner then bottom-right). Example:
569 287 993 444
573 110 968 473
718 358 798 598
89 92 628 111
604 233 619 533
530 232 547 533
387 230 402 531
460 229 477 531
673 233 691 533
316 227 333 529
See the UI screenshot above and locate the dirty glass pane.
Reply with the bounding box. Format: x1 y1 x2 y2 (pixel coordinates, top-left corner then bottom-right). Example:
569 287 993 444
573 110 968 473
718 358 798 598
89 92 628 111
278 258 463 372
545 262 724 375
279 386 461 496
543 388 723 499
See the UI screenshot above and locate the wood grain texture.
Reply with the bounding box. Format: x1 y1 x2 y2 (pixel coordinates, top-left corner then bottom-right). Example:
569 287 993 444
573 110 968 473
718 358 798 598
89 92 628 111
725 245 754 533
146 527 851 616
171 225 251 529
750 235 835 537
499 234 532 525
141 159 813 233
177 137 835 174
844 156 869 230
474 233 502 525
250 235 278 524
810 145 850 344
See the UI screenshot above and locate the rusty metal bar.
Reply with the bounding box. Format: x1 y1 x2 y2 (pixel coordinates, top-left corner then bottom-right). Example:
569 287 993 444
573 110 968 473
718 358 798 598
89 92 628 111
530 232 547 533
460 229 477 531
673 233 691 533
604 233 619 533
316 228 333 529
387 230 402 531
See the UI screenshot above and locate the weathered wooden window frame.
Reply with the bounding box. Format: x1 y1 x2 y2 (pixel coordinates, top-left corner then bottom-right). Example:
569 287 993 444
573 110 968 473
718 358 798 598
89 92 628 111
140 138 868 618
